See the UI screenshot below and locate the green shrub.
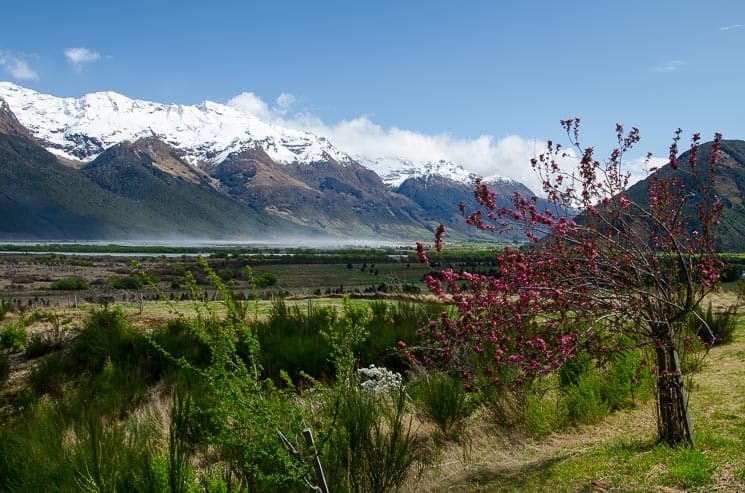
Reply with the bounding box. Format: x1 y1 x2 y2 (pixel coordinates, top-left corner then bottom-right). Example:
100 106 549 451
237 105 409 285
564 372 608 424
325 385 418 493
70 413 167 493
107 274 145 290
523 390 566 438
256 272 278 287
28 352 71 397
71 305 151 374
413 371 476 438
152 318 212 370
50 277 89 290
24 333 55 359
690 301 737 346
0 403 71 491
167 391 195 493
0 399 171 492
68 258 94 267
559 355 592 387
255 300 334 383
357 300 433 374
161 257 311 491
1 321 27 352
76 360 151 417
599 350 654 410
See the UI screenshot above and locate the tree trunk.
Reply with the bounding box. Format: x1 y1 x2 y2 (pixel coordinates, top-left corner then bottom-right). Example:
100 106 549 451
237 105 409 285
655 342 694 446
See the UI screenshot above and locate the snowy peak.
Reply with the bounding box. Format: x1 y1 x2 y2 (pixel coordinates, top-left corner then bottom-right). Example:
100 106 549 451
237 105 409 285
0 82 353 167
358 156 477 188
0 82 523 192
483 173 517 186
358 156 517 189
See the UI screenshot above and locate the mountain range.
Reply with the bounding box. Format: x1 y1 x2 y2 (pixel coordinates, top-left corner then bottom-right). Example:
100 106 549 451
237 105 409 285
2 82 745 250
0 82 540 242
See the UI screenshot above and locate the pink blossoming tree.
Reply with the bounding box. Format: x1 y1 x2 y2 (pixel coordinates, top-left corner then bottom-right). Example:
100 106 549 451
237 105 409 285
410 120 724 446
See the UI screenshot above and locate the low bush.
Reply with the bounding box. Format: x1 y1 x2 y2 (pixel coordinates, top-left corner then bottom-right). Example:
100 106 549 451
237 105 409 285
50 277 89 290
559 355 592 387
28 352 71 397
256 272 277 287
599 350 654 410
357 300 434 373
1 321 27 352
70 305 152 374
74 360 151 417
523 390 566 438
564 372 608 425
152 318 212 370
690 302 738 346
255 300 334 383
483 389 526 428
24 333 55 359
412 371 476 438
108 274 145 290
325 385 418 493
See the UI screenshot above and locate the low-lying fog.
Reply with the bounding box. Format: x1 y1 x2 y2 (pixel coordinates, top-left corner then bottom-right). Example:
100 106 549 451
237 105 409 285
0 235 414 251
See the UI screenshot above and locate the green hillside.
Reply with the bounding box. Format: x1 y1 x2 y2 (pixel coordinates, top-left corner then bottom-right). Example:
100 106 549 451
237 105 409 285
0 133 167 239
626 139 745 252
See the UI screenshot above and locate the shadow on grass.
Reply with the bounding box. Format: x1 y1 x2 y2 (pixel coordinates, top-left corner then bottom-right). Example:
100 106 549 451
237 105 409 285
452 437 661 491
607 437 658 454
455 454 573 490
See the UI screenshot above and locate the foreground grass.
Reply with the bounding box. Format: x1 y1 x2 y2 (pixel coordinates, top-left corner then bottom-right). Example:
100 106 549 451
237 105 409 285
2 294 743 491
418 321 745 492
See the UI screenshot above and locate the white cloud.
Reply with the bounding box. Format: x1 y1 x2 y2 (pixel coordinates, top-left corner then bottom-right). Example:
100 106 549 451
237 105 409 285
719 24 742 31
64 47 100 70
625 155 668 184
227 91 298 120
0 52 39 80
225 90 667 193
227 91 273 120
275 93 296 114
655 60 686 71
282 113 565 192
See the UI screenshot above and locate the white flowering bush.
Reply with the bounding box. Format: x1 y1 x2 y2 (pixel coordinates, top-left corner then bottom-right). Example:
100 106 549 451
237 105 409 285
357 364 403 394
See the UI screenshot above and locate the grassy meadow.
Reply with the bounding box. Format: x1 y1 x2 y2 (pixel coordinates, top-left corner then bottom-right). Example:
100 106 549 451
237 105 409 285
0 247 743 492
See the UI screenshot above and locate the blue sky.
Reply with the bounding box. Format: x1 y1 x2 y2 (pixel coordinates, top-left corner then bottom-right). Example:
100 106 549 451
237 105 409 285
1 0 744 186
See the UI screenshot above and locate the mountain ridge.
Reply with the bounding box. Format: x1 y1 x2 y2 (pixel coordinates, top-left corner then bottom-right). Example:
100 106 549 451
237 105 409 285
4 82 674 244
0 82 354 167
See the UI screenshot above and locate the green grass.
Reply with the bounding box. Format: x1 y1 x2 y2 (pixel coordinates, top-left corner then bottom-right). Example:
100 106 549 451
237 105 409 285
478 436 724 491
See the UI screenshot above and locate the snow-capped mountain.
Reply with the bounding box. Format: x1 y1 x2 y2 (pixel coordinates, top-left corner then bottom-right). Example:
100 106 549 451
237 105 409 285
358 156 517 189
357 157 476 187
0 82 353 167
0 81 549 241
0 82 524 190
